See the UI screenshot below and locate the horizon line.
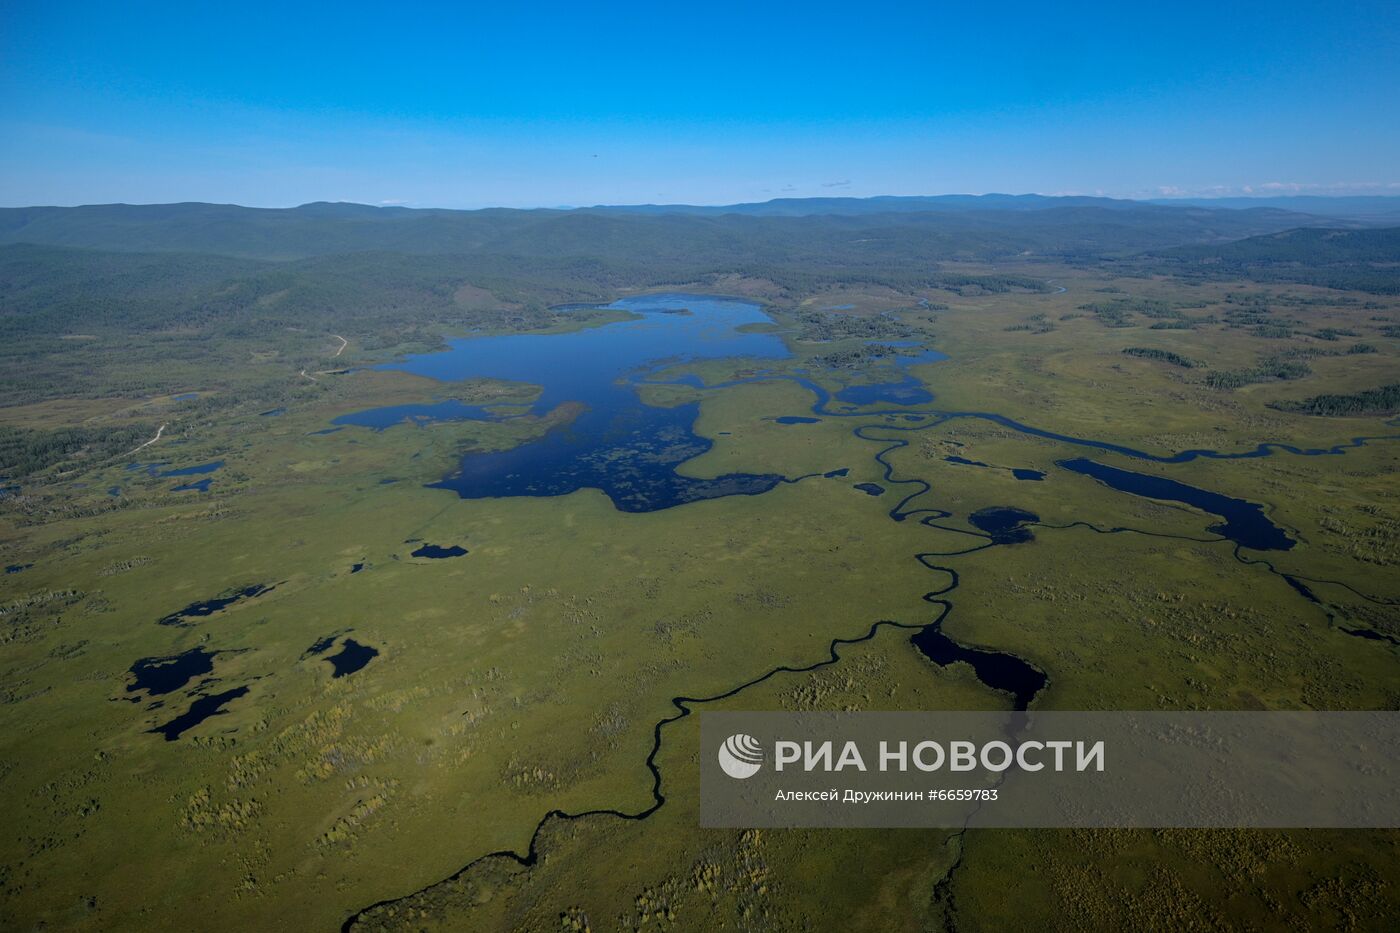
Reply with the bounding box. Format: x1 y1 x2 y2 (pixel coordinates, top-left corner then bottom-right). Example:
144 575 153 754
7 191 1400 214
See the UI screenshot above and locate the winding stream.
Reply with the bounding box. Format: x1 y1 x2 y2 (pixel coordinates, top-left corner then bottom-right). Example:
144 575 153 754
339 293 1397 929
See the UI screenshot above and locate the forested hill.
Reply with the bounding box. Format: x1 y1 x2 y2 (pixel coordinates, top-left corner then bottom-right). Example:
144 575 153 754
1162 226 1400 264
0 198 1333 262
591 193 1145 215
1149 226 1400 294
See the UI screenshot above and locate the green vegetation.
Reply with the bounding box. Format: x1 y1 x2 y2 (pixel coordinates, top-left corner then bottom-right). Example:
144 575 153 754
1204 355 1313 389
1272 383 1400 416
1 202 1398 931
1151 226 1400 294
1121 346 1196 367
0 199 1325 262
1076 295 1212 330
1078 300 1136 327
0 422 156 480
793 308 912 341
809 342 921 370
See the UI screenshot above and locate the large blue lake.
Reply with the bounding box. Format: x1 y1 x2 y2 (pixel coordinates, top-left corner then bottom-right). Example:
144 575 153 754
339 294 797 511
331 292 1328 547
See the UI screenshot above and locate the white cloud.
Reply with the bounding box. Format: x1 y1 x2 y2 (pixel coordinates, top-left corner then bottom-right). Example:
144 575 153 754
1147 180 1399 198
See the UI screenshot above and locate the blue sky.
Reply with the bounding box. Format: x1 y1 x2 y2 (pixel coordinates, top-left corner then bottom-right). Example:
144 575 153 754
2 0 1398 208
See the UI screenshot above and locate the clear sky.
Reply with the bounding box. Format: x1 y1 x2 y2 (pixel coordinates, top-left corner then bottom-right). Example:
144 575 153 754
2 0 1398 208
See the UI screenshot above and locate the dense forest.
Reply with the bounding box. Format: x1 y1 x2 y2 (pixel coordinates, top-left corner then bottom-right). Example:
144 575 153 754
1122 347 1197 367
1147 226 1400 294
0 423 155 481
1203 356 1313 389
0 220 1051 406
0 198 1349 262
2 199 1395 412
1271 384 1400 416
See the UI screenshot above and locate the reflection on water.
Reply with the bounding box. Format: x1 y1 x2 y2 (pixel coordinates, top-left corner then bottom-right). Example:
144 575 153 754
1058 458 1294 550
352 295 795 512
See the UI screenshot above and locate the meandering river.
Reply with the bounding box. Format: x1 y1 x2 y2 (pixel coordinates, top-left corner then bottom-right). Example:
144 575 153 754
336 292 1396 929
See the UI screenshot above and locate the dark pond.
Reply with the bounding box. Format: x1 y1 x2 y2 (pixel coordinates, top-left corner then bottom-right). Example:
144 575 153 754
910 626 1046 711
172 478 212 492
6 563 32 574
937 410 1399 465
127 461 167 475
172 393 199 401
1342 627 1400 646
127 646 216 696
327 639 379 677
946 456 1045 482
308 426 344 436
968 506 1040 544
775 416 821 425
824 468 850 478
854 483 886 496
159 461 224 478
259 408 286 417
158 583 274 627
1057 458 1294 551
305 635 337 655
148 686 249 741
827 345 946 408
833 377 934 407
1281 575 1319 604
411 544 467 559
350 562 365 573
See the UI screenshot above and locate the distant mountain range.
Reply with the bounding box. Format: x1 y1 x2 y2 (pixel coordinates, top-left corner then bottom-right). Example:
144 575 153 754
598 193 1400 218
3 194 1392 262
588 193 1149 215
1146 195 1400 220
